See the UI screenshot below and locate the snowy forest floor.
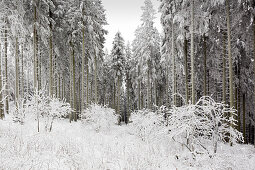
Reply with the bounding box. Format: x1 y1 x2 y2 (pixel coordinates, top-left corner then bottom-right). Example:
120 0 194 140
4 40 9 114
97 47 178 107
0 106 255 170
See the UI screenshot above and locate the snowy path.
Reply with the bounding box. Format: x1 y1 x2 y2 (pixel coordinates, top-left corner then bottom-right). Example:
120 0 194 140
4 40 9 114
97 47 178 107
0 114 255 170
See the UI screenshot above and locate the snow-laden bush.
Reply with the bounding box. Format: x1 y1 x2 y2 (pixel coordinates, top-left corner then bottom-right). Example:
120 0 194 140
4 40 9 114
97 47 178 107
13 90 71 132
81 104 118 132
44 98 72 132
129 109 166 142
12 99 27 124
165 96 243 157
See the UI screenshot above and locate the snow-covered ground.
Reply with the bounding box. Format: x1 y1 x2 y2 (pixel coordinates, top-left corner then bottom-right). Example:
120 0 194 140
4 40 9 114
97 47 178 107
0 106 255 170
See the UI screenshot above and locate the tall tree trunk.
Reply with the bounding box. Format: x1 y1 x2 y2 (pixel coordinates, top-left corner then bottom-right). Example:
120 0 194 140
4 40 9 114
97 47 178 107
222 33 227 103
71 42 77 121
90 71 93 104
126 72 130 119
49 13 53 97
15 37 19 108
191 0 195 104
21 45 24 99
138 65 141 110
243 93 246 143
113 80 116 110
78 76 81 116
86 51 89 107
154 80 157 107
82 27 85 110
117 76 120 115
184 35 189 104
253 16 255 147
226 0 234 145
26 51 30 98
4 20 9 115
38 44 42 91
58 74 61 98
94 47 98 104
62 76 64 99
172 22 177 106
237 69 241 132
166 65 169 107
203 34 207 96
147 61 151 109
0 44 3 119
69 44 73 123
33 5 37 91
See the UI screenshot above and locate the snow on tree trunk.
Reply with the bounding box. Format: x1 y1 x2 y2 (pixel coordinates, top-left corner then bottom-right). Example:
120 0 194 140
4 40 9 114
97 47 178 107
226 0 235 145
71 42 77 121
184 36 189 104
49 14 53 97
191 0 195 105
94 46 98 104
21 45 24 99
222 33 227 104
0 43 3 119
82 27 85 110
253 16 255 148
172 21 176 106
69 43 73 123
15 37 19 108
4 20 9 115
33 5 37 91
203 34 207 96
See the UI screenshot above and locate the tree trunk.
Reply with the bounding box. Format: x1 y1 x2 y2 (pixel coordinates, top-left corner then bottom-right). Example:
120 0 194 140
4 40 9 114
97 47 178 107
4 20 9 115
253 16 255 147
15 37 19 108
34 5 37 91
191 0 195 104
243 93 246 143
82 27 85 110
90 71 93 103
94 47 98 104
226 0 234 145
71 42 77 121
147 61 151 109
69 44 73 123
38 44 42 91
86 49 89 107
237 59 241 132
154 80 157 107
138 65 141 110
0 43 3 119
222 33 227 103
184 36 189 104
203 35 207 96
21 45 24 99
58 74 61 98
166 65 169 106
117 76 120 115
172 22 177 106
113 80 116 110
127 72 130 119
49 13 53 97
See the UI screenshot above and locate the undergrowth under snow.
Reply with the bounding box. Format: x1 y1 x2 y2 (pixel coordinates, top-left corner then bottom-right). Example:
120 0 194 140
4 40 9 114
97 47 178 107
0 104 254 170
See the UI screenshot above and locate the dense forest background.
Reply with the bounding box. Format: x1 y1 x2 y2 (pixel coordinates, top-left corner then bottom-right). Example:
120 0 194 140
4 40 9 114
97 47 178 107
0 0 255 145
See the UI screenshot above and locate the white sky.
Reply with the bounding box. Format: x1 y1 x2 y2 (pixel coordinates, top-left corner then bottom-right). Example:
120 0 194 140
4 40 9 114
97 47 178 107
102 0 162 51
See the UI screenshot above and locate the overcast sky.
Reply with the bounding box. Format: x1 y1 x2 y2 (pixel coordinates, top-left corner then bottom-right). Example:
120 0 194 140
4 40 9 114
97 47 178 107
102 0 162 51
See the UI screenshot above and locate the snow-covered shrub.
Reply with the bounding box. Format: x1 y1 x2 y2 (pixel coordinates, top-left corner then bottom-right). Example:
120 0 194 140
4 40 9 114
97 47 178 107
81 104 118 132
165 96 243 158
12 99 27 124
15 90 71 132
45 98 72 132
129 109 165 142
